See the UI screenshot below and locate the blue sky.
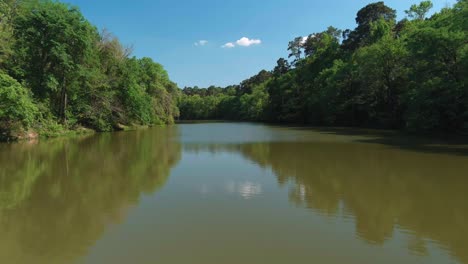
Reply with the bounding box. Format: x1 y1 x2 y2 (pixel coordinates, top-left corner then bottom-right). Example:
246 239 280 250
66 0 454 88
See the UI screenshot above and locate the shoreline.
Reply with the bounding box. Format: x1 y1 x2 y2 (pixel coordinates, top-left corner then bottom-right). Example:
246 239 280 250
0 124 161 143
3 120 467 145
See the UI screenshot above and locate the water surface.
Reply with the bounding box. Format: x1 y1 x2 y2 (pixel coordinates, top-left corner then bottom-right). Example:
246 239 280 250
1 122 467 264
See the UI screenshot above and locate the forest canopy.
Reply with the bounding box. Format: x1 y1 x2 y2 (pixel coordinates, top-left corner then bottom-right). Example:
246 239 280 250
179 0 467 134
0 0 180 140
1 0 467 140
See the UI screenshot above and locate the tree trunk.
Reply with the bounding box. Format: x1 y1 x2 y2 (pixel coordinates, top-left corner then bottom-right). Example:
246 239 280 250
60 77 67 125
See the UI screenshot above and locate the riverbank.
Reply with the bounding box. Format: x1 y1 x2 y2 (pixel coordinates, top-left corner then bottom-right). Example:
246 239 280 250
0 123 157 143
3 118 467 146
0 125 95 143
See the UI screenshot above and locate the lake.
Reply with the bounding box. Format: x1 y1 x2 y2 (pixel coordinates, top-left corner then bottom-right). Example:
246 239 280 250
1 122 467 264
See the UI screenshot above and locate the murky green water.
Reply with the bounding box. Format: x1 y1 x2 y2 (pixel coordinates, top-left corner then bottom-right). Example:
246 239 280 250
1 122 467 264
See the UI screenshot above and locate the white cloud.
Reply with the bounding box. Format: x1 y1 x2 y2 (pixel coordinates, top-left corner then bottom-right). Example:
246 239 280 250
221 37 262 49
222 42 235 48
194 40 208 46
236 37 261 47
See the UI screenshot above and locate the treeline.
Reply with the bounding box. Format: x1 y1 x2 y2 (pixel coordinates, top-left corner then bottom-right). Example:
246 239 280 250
179 1 467 133
0 0 179 141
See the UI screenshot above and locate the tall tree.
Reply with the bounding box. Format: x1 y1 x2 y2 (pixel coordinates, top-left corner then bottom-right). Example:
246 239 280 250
0 0 19 68
287 37 305 65
342 2 396 50
405 1 434 20
238 70 272 94
11 0 97 123
273 58 290 77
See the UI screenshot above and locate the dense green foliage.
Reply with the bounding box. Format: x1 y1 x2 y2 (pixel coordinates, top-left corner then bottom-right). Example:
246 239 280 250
179 70 272 121
0 0 179 140
179 1 467 133
1 0 466 137
0 73 38 137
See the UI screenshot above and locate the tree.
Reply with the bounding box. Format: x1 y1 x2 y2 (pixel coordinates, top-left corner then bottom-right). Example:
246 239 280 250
405 26 466 132
354 35 408 127
239 82 269 121
405 1 434 20
303 28 342 57
273 58 290 77
136 57 179 123
287 37 305 65
238 70 272 94
343 2 396 50
12 0 97 124
0 0 18 67
0 73 38 135
0 0 181 140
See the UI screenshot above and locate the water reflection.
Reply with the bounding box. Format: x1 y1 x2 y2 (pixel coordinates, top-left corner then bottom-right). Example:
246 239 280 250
0 127 181 264
183 139 468 264
1 123 467 264
226 181 263 199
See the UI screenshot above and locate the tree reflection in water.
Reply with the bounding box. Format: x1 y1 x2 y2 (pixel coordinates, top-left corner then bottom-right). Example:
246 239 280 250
184 140 468 263
0 127 181 264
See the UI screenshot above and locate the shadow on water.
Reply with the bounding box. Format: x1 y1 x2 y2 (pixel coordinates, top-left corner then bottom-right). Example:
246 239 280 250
273 125 468 157
183 139 468 264
0 127 181 264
